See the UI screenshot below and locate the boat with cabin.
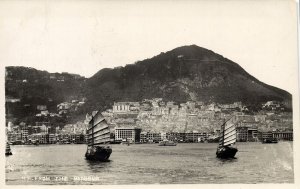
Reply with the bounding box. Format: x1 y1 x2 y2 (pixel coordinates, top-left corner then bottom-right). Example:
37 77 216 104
262 138 278 143
216 116 238 159
85 111 112 161
158 140 177 146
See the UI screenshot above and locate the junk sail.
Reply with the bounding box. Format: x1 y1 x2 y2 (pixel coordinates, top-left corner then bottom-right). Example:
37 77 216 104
219 120 237 147
87 114 110 146
85 111 112 161
216 116 238 159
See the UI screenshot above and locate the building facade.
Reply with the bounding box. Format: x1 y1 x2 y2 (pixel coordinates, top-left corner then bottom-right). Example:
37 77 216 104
115 127 141 143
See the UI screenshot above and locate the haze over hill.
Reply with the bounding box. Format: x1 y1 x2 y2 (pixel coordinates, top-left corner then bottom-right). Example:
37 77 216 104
5 45 292 124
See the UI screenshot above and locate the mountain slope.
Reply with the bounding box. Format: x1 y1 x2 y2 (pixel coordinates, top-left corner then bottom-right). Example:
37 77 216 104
5 45 292 124
84 45 291 111
5 66 86 123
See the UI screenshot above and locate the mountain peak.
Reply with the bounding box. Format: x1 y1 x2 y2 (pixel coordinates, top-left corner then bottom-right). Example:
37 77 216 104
86 45 291 111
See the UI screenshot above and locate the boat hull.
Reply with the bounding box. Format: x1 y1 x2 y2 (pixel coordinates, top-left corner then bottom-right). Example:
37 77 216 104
262 138 278 143
85 146 112 161
158 141 177 146
216 146 238 159
6 143 12 156
5 152 12 156
158 143 177 146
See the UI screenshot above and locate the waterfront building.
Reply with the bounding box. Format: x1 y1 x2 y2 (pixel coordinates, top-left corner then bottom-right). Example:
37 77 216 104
272 131 293 141
49 134 56 144
247 127 258 141
167 132 183 142
28 133 49 144
258 131 273 141
21 126 29 142
185 132 208 142
146 132 161 142
7 132 22 142
140 132 166 143
140 131 148 143
236 126 258 142
115 127 141 143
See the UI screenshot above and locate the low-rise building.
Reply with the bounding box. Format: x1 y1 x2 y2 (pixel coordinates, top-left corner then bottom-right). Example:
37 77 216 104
115 127 141 143
272 131 293 141
236 126 258 142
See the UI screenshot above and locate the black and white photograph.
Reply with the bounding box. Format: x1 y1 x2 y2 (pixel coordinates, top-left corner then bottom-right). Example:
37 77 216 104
0 0 299 187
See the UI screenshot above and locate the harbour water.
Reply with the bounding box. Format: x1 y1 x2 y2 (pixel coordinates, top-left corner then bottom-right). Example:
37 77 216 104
6 142 293 184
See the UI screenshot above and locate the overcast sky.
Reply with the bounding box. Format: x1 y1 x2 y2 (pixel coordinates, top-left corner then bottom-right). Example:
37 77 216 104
0 0 298 94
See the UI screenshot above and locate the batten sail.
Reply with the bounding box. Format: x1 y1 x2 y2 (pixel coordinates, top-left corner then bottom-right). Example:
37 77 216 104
87 111 111 146
219 116 237 147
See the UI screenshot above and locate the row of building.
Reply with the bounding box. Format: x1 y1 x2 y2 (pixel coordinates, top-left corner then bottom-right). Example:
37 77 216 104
7 133 86 145
102 100 293 135
113 127 293 143
7 125 293 145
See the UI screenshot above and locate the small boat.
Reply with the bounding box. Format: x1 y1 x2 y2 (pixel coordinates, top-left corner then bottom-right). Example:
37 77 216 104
5 142 12 156
85 111 112 161
216 116 238 159
262 138 278 143
158 140 177 146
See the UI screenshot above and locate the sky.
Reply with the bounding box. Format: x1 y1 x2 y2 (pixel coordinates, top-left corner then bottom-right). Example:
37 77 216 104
0 0 298 94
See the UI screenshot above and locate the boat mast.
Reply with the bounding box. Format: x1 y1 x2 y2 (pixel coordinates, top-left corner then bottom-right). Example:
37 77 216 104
91 117 94 147
222 122 225 146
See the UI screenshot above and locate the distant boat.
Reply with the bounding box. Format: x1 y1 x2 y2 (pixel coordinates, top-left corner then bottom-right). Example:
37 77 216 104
32 140 39 145
216 116 238 159
158 140 177 146
85 111 112 161
262 138 278 143
5 142 12 156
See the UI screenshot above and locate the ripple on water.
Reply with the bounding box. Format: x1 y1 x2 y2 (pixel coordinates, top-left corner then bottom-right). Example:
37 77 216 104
5 143 294 184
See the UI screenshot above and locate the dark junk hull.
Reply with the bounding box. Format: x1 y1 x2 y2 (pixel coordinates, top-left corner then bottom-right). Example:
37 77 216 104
216 146 238 159
6 144 12 156
85 146 112 161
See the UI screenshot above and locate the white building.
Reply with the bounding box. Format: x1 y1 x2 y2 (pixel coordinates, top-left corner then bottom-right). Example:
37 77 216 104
115 127 141 142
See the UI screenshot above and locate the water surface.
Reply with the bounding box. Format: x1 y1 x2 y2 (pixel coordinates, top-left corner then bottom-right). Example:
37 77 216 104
6 142 294 184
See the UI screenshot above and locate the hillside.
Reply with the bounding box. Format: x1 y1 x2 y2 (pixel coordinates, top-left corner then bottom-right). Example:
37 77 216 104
84 45 291 112
5 45 292 124
5 66 86 124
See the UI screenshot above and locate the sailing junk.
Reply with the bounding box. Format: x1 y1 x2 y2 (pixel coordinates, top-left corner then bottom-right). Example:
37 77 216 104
85 111 112 161
6 142 12 156
216 116 238 159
